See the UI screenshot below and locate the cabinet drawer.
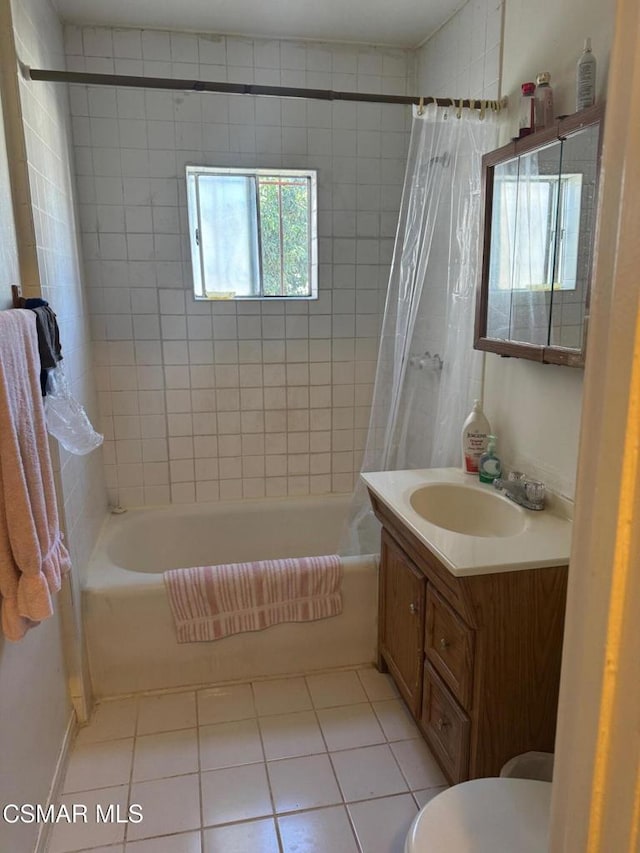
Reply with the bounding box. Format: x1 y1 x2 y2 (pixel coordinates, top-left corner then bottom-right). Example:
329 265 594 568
421 663 470 784
425 586 474 708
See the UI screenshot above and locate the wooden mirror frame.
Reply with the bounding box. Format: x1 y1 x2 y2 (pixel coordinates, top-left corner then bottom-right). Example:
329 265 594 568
474 103 605 367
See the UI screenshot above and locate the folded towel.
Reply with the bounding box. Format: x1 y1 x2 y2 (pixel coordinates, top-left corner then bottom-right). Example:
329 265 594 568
0 310 71 641
164 555 342 643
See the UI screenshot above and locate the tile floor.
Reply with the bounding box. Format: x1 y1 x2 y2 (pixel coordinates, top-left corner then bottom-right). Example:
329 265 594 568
49 668 448 853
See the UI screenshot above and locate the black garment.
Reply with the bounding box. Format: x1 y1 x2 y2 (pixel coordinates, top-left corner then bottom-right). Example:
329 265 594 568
26 303 63 395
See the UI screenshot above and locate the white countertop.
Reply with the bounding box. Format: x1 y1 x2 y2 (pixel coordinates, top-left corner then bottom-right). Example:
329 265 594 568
361 467 573 577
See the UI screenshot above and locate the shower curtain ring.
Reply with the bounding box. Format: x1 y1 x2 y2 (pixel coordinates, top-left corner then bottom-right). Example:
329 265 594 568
456 99 463 119
479 100 487 120
417 96 424 116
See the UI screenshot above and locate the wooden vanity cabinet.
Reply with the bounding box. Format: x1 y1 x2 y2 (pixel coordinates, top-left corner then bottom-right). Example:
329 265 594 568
369 490 568 784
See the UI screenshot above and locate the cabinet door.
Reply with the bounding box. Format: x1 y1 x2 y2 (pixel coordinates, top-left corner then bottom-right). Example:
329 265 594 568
379 530 426 716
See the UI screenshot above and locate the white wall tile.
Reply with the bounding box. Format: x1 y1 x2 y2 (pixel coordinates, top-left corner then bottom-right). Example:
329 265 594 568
65 25 414 506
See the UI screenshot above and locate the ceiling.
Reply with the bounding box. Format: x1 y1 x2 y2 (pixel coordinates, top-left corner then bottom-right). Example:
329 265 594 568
52 0 462 49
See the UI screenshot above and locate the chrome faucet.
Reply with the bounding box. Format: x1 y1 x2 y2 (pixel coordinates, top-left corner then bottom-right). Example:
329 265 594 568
493 472 545 511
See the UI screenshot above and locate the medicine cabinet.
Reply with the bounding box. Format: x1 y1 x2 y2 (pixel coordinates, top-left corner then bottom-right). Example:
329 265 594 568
474 104 604 367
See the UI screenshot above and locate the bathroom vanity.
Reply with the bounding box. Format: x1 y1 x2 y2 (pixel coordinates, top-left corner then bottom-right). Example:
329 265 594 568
362 468 571 784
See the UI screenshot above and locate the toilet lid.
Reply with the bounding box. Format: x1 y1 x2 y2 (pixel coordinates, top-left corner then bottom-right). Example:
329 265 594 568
406 778 552 853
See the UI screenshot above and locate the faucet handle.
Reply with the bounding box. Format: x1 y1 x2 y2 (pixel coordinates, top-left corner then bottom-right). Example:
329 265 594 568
508 470 526 482
524 479 545 507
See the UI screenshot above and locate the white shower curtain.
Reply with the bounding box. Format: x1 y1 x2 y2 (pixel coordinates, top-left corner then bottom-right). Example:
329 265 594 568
342 104 500 555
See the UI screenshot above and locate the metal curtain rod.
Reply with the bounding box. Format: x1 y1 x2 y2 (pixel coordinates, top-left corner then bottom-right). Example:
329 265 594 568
26 67 504 111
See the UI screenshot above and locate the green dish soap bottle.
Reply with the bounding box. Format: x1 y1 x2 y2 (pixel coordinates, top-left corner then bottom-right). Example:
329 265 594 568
479 435 502 483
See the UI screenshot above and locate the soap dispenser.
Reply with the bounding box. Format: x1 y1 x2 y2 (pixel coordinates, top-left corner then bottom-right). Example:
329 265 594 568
479 435 502 483
461 399 491 474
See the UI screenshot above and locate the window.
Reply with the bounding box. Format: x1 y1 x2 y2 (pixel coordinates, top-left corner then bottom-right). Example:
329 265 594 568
490 172 583 293
186 166 318 300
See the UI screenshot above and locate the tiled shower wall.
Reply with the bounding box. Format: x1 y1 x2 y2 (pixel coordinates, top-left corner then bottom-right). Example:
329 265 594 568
64 26 414 506
402 0 503 466
415 0 503 98
12 0 108 572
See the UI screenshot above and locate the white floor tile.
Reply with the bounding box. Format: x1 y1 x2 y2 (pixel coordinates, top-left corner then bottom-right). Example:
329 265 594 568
201 763 272 826
132 729 199 782
252 676 313 716
204 818 280 853
268 754 342 813
126 830 201 852
48 786 129 853
413 786 447 808
348 794 418 853
63 739 134 793
127 774 201 841
197 683 256 725
306 670 368 708
75 699 137 745
278 805 359 853
390 739 447 790
199 718 263 771
259 710 326 760
372 699 421 742
137 691 197 735
331 744 409 802
317 703 386 751
357 668 399 702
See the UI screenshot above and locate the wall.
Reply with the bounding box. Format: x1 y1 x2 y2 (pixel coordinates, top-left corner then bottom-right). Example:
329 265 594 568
484 0 615 497
417 0 614 498
11 0 108 582
0 8 70 850
416 0 504 99
407 0 502 468
64 26 414 506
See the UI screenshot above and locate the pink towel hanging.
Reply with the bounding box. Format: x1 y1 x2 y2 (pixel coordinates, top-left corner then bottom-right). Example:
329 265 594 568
0 310 71 641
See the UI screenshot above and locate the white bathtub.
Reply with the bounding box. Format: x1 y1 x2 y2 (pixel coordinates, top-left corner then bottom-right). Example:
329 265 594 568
84 495 378 697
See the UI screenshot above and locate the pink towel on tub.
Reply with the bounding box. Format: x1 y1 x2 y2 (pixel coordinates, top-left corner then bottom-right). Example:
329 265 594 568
0 310 71 641
163 555 343 643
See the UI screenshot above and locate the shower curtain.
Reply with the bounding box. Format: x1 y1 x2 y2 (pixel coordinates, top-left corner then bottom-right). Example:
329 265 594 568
343 103 500 555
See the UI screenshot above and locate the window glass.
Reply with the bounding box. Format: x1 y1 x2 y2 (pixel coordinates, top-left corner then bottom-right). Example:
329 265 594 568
186 167 318 300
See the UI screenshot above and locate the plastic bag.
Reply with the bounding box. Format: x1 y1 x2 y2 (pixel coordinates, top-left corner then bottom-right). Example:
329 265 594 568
44 366 103 455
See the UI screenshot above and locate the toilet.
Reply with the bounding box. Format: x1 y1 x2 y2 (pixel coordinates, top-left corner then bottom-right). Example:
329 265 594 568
404 777 552 853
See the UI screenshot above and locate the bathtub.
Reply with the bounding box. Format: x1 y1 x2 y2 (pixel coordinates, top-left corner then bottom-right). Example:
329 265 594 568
84 494 378 697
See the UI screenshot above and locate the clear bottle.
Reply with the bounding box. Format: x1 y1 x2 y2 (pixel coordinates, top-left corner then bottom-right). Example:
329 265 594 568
535 72 554 130
519 82 536 137
462 399 491 475
576 38 597 110
478 435 502 484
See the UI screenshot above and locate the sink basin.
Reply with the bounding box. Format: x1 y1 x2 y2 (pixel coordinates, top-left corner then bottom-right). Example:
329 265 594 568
409 483 527 538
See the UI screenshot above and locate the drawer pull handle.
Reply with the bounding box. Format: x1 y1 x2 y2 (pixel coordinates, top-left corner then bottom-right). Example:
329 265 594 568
439 637 449 650
409 602 418 615
435 717 449 732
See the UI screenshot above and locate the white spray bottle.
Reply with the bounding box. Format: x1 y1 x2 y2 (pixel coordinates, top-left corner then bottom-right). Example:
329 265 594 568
576 38 597 110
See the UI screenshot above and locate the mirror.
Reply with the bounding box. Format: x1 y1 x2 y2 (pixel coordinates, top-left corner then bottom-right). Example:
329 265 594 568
475 104 604 367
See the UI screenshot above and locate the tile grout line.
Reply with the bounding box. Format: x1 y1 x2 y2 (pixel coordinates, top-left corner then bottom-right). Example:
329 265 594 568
194 686 205 853
122 693 141 849
249 680 285 853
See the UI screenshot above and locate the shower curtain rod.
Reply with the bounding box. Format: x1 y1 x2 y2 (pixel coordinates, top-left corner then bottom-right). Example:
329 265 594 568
26 67 505 111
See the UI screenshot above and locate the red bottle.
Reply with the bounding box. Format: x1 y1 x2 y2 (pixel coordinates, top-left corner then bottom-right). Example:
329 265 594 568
519 82 536 137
